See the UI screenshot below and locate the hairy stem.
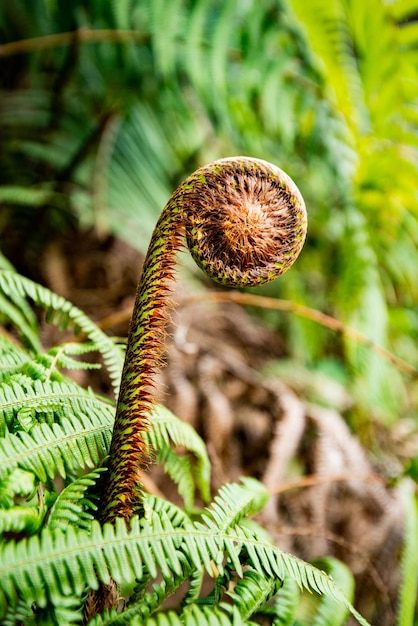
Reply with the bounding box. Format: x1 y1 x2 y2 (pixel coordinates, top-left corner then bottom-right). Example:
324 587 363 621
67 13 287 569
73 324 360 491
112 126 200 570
102 205 183 523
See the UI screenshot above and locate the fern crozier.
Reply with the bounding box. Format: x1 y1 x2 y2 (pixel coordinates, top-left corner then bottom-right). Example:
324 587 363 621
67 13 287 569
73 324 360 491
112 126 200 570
101 156 307 524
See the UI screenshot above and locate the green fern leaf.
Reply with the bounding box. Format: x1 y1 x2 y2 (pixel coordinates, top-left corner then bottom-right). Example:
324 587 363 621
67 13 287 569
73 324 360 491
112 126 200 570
0 505 43 536
0 378 114 433
272 576 299 626
155 447 197 512
202 477 269 532
0 186 57 207
144 493 193 530
180 568 205 607
42 342 104 374
89 560 193 625
0 512 371 625
47 468 105 531
0 292 40 353
145 405 211 504
225 568 281 620
0 271 125 395
0 337 30 380
272 575 299 626
0 468 35 508
0 408 113 482
294 557 354 626
137 605 250 626
1 597 37 625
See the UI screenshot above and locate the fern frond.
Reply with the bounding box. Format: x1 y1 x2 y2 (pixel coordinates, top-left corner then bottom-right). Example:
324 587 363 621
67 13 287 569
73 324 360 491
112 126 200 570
143 493 194 530
0 337 30 380
0 505 43 536
202 477 269 532
91 555 194 626
156 447 197 511
0 378 114 435
0 292 40 353
285 0 365 128
295 557 354 626
272 575 299 626
1 597 36 626
145 405 211 504
0 509 372 625
0 468 35 508
143 605 250 626
47 468 106 531
46 342 105 372
90 604 251 626
0 185 58 207
180 568 205 607
0 271 125 395
225 568 281 620
0 408 112 482
222 524 369 626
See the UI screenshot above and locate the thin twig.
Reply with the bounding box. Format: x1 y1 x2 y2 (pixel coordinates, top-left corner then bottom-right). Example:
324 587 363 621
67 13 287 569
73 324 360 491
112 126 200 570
269 472 384 495
0 28 148 57
96 291 417 377
179 291 418 378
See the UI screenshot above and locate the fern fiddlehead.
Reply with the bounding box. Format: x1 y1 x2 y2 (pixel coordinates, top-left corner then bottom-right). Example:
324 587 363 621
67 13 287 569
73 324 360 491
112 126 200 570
101 156 307 524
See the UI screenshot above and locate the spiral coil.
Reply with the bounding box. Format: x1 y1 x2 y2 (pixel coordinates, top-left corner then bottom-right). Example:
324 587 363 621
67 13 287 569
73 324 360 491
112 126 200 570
179 157 307 286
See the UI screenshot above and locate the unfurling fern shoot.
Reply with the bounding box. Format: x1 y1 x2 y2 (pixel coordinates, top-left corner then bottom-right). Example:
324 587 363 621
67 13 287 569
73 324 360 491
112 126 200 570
101 156 307 524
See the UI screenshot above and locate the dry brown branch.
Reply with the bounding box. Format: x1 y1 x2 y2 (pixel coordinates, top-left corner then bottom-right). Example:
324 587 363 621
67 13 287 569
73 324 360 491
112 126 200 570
181 291 418 377
270 472 384 495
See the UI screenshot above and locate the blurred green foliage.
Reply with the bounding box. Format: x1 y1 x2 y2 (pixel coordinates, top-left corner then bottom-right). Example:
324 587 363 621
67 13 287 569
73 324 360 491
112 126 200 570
0 0 417 427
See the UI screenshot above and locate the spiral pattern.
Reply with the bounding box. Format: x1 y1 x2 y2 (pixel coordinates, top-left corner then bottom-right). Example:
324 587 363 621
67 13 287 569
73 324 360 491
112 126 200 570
179 157 307 286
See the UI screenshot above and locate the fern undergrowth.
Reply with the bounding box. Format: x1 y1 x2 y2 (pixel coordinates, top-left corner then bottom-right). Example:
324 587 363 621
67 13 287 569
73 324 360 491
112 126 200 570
0 265 376 625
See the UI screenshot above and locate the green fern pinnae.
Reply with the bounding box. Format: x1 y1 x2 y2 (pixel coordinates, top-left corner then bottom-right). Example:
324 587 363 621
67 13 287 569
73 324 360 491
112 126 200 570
102 157 307 524
0 388 211 516
89 558 195 626
139 605 251 626
144 404 211 505
203 477 269 532
46 342 106 372
295 557 354 626
103 497 189 624
0 378 114 433
143 494 193 531
0 408 112 482
0 468 35 508
0 271 125 395
1 598 37 626
0 185 57 208
47 468 106 531
0 337 31 380
0 512 371 625
180 567 205 608
225 568 281 621
0 505 43 536
0 292 40 353
272 575 300 625
155 448 197 511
